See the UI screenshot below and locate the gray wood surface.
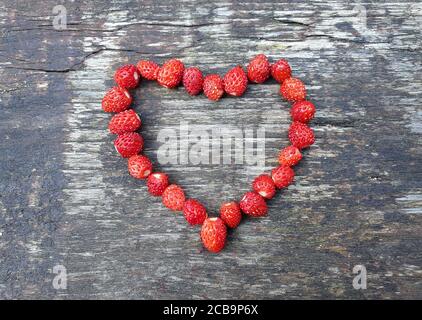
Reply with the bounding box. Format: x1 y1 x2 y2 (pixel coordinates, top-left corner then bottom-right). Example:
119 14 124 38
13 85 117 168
0 0 421 299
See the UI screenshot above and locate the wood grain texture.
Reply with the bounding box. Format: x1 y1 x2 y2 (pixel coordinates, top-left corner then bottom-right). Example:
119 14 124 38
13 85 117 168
0 0 421 299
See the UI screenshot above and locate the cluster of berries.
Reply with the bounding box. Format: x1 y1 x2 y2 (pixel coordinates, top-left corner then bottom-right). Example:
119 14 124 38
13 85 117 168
101 54 315 253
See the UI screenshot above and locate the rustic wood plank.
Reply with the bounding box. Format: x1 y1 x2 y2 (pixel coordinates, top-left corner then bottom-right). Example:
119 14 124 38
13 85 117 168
0 0 421 299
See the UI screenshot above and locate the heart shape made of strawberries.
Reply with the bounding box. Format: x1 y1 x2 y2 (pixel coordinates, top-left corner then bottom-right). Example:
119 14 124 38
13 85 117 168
101 54 316 253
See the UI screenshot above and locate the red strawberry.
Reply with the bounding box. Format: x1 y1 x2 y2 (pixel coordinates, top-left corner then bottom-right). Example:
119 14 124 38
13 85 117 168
201 217 227 253
128 155 152 179
114 65 140 89
162 184 185 211
280 77 306 102
220 201 242 228
108 109 141 135
147 172 169 196
252 174 276 199
288 121 315 149
114 132 143 158
291 100 316 123
137 60 160 80
271 165 294 189
183 67 204 96
247 54 270 83
157 59 184 88
271 59 291 83
203 74 224 101
278 145 302 167
183 199 208 225
239 192 268 217
102 87 132 113
223 65 248 96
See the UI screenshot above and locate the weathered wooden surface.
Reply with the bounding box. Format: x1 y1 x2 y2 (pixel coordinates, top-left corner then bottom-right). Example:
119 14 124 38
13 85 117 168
0 0 421 299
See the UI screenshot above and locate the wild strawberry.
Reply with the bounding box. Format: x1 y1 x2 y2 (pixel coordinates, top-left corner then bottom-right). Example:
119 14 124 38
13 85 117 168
128 155 152 179
223 65 248 96
203 74 224 101
108 109 141 135
162 184 185 211
239 192 268 217
183 67 204 96
252 174 276 199
278 145 302 167
291 100 316 123
147 172 169 196
201 217 227 253
114 65 140 89
157 59 184 88
114 132 143 158
288 121 315 149
247 54 270 83
271 165 294 189
102 87 132 113
137 60 160 80
280 77 306 102
183 199 208 225
271 59 291 83
220 201 242 228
